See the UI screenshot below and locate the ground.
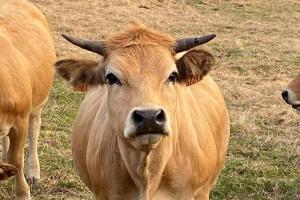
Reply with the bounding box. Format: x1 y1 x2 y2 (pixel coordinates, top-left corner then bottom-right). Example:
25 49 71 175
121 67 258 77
0 0 299 199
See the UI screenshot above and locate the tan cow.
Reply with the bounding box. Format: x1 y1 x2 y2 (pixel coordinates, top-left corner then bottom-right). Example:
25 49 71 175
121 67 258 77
0 0 55 199
56 22 230 200
282 73 300 111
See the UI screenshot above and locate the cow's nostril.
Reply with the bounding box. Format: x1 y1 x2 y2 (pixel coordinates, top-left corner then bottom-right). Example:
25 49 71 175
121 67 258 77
132 110 144 125
155 109 166 124
282 90 289 101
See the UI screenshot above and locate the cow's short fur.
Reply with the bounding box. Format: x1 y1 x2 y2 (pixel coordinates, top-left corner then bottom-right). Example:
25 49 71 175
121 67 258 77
56 22 230 200
0 0 55 199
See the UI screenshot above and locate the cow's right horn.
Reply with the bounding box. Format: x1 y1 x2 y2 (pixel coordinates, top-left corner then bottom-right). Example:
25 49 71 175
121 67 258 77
62 34 106 56
175 34 216 53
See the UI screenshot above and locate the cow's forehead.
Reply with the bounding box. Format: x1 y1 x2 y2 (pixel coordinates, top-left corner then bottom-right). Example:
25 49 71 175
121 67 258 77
106 45 176 77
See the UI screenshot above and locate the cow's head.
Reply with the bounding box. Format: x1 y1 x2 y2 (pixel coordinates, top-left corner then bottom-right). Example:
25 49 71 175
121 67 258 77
282 73 300 111
56 22 215 151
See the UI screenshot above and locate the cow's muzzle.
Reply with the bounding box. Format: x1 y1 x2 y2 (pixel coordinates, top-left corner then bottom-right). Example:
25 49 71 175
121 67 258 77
282 88 300 111
124 106 171 138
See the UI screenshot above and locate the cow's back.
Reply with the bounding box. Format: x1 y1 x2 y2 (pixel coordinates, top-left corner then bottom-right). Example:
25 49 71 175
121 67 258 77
0 0 55 113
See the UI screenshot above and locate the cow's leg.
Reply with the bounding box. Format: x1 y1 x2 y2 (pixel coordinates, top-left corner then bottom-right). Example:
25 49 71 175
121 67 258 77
26 108 42 183
194 185 210 200
2 136 10 161
8 116 30 200
194 193 209 200
95 193 108 200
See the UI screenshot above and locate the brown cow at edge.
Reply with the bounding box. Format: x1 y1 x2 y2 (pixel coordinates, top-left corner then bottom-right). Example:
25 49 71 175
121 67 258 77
56 22 230 200
282 73 300 111
0 0 55 199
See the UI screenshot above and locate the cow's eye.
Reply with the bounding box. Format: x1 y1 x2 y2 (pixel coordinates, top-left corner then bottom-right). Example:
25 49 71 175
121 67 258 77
167 72 178 84
106 73 121 85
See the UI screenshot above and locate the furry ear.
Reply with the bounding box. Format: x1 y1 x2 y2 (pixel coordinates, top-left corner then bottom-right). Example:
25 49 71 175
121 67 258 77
55 59 105 91
176 49 214 86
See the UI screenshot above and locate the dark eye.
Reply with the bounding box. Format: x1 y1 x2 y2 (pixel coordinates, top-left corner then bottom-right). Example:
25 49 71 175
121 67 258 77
106 73 121 85
167 72 178 84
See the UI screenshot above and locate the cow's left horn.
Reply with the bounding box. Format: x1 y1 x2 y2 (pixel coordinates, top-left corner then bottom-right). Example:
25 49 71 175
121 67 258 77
175 34 216 53
62 34 106 56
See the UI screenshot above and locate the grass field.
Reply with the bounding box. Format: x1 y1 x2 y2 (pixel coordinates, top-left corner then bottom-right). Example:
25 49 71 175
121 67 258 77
1 0 300 199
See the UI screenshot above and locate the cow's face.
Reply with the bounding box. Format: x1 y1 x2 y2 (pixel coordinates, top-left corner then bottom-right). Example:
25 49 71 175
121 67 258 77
104 46 177 150
55 23 214 151
282 73 300 111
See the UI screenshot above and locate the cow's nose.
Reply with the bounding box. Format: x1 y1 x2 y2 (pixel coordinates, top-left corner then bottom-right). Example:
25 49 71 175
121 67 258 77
282 90 289 102
132 108 166 135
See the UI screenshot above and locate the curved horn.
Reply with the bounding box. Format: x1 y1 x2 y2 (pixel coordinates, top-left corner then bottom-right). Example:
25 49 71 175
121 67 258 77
62 34 106 56
175 34 216 53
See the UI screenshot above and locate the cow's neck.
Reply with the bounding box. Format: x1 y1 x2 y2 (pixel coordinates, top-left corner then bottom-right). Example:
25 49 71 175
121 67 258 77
117 137 171 200
135 151 152 200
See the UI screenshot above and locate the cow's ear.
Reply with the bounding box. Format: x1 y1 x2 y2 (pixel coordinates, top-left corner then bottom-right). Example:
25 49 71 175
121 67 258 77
55 58 105 92
176 49 214 86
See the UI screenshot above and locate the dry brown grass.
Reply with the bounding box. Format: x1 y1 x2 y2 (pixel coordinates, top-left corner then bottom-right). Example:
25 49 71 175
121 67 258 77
1 0 300 199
